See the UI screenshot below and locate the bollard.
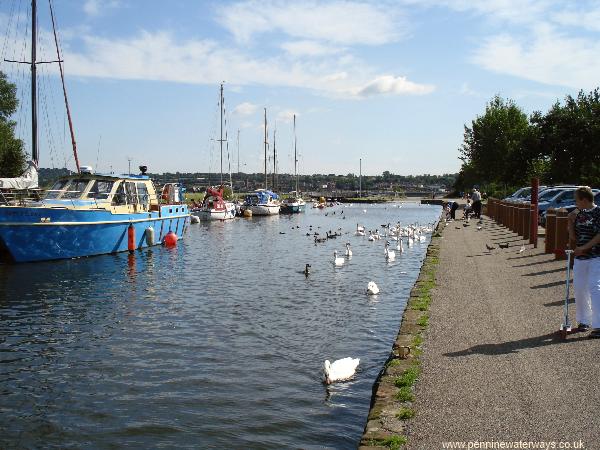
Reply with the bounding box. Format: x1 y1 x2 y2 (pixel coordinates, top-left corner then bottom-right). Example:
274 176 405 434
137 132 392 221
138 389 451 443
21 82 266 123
545 208 556 254
554 208 569 260
523 204 531 241
510 204 517 232
518 204 527 237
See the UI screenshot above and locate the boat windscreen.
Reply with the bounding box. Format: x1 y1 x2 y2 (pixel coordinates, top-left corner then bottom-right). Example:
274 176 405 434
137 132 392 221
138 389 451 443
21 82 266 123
62 179 92 199
86 180 115 200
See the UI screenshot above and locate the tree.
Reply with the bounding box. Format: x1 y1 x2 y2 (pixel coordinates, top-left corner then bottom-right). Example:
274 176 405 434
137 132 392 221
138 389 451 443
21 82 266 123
0 71 26 177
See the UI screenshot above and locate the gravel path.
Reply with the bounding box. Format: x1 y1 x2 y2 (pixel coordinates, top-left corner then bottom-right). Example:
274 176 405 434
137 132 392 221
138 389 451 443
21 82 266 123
406 216 599 450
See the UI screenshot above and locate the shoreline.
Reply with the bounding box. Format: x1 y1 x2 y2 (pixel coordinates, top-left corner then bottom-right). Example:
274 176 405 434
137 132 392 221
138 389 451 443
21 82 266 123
359 214 444 448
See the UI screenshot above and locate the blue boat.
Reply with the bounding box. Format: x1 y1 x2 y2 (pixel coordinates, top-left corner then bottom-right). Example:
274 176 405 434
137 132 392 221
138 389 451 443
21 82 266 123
0 169 190 263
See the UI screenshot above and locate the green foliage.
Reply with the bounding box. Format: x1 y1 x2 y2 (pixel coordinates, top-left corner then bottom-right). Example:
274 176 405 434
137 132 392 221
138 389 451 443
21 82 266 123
457 89 600 192
395 386 414 402
369 435 407 449
395 366 420 388
396 407 415 420
0 71 26 177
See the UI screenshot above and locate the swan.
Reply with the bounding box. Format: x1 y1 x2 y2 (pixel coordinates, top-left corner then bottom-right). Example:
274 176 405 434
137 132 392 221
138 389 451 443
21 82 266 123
397 238 404 253
356 223 365 232
367 281 379 295
345 242 352 257
385 241 396 261
323 357 360 384
333 250 345 266
368 232 375 242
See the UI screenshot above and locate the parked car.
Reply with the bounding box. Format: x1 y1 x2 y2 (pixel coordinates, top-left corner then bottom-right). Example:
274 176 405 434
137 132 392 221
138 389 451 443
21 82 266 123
539 189 600 227
504 187 531 202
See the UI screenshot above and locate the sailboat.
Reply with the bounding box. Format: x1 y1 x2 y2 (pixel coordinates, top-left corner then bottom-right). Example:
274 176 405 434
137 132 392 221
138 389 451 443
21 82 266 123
0 0 190 263
193 83 236 221
241 108 280 216
281 114 306 214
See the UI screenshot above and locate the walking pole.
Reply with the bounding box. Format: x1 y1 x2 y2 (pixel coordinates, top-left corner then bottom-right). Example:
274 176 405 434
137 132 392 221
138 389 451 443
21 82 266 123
559 249 574 339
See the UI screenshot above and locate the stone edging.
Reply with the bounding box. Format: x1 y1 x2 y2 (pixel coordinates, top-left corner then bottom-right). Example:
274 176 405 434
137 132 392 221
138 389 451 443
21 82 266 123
359 217 444 449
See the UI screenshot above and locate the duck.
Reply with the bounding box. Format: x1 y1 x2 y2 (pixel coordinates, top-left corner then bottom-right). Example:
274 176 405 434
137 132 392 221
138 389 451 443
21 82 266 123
333 250 345 266
345 242 352 257
367 281 380 295
323 357 360 384
384 241 396 261
303 264 311 277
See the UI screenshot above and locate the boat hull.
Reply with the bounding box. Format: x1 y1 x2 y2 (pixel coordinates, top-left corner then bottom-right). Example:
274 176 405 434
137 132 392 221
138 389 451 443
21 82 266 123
0 205 189 263
280 202 306 214
247 204 280 216
193 203 236 221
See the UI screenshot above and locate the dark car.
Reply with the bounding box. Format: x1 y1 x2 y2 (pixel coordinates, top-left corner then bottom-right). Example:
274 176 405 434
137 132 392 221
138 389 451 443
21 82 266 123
540 189 600 226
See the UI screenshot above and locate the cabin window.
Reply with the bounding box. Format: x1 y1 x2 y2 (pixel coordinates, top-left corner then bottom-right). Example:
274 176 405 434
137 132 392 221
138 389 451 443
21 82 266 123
125 182 138 205
44 179 69 199
87 180 115 200
112 182 127 206
62 179 91 199
136 182 150 207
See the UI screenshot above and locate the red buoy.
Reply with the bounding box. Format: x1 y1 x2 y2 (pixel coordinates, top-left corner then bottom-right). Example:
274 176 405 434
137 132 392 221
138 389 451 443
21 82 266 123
127 224 135 253
164 231 178 247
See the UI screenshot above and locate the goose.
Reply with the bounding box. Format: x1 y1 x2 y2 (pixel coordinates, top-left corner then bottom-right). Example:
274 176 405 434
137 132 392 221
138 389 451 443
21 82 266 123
323 357 360 384
345 242 352 257
333 250 345 266
373 230 381 240
384 241 396 261
367 281 380 295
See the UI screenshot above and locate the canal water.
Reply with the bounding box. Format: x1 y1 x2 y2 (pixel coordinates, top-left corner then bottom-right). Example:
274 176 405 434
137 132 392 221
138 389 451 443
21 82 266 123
0 202 440 449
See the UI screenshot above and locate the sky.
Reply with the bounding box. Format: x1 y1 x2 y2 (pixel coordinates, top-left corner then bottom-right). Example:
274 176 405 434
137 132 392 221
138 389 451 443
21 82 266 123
1 0 599 176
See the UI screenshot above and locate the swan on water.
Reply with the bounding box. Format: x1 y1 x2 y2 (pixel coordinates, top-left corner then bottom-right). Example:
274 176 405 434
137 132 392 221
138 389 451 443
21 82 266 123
368 232 375 242
367 281 379 295
345 242 352 257
397 238 404 253
333 250 345 266
385 241 396 261
323 357 360 384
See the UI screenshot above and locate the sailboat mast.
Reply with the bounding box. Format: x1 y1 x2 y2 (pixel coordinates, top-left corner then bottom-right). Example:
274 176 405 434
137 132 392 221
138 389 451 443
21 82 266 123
237 129 240 174
272 127 276 191
264 108 267 189
219 83 224 186
31 0 38 166
294 114 298 195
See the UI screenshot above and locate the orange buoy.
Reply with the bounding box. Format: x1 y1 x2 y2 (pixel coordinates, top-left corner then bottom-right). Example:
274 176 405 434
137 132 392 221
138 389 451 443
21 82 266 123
127 224 135 253
164 231 178 247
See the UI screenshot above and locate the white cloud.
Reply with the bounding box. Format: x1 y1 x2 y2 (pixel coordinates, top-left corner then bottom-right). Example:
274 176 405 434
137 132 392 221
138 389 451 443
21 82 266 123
59 30 433 100
349 75 435 98
276 109 298 123
281 40 341 57
233 102 258 116
217 0 407 45
83 0 122 17
471 27 600 90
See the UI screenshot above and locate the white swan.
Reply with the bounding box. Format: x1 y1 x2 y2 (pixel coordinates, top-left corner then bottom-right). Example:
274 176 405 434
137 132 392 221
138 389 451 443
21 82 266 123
385 241 396 261
367 281 379 295
397 238 404 253
333 250 345 266
356 223 365 232
345 242 352 257
368 232 375 242
324 357 360 384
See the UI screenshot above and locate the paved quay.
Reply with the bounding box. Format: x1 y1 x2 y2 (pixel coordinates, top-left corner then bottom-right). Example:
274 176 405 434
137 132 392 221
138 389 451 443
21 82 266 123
405 216 599 449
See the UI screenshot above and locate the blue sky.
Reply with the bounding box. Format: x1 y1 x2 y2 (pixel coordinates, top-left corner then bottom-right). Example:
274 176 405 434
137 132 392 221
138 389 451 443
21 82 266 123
1 0 598 176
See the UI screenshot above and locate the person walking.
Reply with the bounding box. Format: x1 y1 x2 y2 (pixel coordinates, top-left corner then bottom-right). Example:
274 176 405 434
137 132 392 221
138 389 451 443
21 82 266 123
568 186 600 338
472 188 482 219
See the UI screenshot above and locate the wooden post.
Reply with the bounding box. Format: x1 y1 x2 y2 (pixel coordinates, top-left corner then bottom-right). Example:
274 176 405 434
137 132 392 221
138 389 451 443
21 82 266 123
530 178 539 247
523 204 530 241
554 208 569 260
545 208 556 254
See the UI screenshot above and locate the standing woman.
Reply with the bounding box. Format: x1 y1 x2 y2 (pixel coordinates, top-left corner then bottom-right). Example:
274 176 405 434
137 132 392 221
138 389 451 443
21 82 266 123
569 186 600 338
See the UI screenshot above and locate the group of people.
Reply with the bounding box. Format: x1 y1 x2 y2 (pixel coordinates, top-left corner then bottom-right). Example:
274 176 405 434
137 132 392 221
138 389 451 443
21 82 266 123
568 186 600 338
444 188 483 220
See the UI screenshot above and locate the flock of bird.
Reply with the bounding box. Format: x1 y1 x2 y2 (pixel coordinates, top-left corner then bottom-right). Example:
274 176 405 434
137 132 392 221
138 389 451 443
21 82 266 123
316 220 435 384
452 217 526 254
